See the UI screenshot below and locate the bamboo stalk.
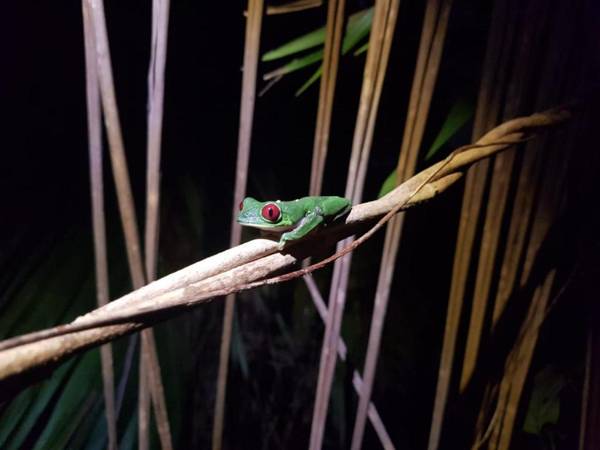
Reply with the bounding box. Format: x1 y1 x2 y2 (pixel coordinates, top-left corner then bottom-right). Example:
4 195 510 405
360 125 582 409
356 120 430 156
352 0 452 447
82 3 117 448
212 1 263 449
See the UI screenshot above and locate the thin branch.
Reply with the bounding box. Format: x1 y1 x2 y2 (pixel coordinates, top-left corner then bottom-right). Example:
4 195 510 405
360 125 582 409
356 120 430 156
0 106 572 386
82 2 117 448
213 1 264 449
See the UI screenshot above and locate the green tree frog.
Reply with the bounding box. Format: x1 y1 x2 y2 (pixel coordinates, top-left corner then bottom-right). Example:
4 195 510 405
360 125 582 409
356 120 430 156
237 196 351 249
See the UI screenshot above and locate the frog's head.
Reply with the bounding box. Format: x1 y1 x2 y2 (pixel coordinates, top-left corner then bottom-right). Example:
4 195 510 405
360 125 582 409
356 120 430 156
237 197 293 231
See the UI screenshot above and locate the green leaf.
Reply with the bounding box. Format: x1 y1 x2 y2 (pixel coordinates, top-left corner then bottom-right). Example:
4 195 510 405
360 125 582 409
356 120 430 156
262 7 373 92
295 66 323 96
118 411 137 450
5 358 77 450
262 28 326 62
377 98 474 198
265 49 324 80
341 8 372 55
424 98 474 160
377 170 398 199
262 7 373 62
523 366 565 435
353 42 369 56
231 309 249 379
32 351 101 449
0 386 38 446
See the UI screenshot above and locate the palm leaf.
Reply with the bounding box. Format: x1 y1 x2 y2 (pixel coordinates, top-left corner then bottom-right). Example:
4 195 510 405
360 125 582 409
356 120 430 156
262 7 373 91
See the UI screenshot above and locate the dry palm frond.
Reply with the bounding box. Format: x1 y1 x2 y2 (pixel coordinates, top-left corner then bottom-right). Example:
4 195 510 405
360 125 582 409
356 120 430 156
459 0 546 394
426 0 517 445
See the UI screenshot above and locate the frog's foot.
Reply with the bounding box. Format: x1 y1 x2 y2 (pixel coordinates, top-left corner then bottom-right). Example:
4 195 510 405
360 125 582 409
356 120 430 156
277 240 287 251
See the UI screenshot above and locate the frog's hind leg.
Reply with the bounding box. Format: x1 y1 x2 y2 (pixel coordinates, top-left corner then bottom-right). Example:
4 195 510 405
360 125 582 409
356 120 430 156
320 197 351 222
278 212 324 250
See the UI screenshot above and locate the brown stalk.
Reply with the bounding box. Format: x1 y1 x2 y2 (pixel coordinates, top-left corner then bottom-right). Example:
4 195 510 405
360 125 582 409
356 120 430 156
303 0 393 446
484 78 573 450
84 1 170 449
308 0 345 196
304 275 395 449
426 0 522 441
0 107 571 387
142 0 173 448
351 0 452 448
579 317 600 450
489 151 568 450
459 0 545 393
266 0 322 15
456 0 519 445
494 270 556 450
212 1 263 449
492 0 574 330
82 3 117 448
309 0 399 448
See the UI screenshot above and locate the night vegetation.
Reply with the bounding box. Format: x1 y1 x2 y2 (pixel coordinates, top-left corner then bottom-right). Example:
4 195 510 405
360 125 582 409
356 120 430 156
0 0 598 449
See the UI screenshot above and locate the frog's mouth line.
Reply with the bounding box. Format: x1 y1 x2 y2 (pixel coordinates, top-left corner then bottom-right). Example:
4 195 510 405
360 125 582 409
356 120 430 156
236 221 295 232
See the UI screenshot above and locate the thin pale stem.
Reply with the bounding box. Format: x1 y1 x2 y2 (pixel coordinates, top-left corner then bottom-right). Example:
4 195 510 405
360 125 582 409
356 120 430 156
212 1 264 449
309 0 345 196
82 2 117 448
309 1 399 447
85 1 171 448
352 1 452 447
144 0 173 448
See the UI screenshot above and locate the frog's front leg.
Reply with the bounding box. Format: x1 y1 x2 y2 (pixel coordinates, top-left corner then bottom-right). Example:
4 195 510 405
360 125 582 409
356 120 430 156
278 211 324 250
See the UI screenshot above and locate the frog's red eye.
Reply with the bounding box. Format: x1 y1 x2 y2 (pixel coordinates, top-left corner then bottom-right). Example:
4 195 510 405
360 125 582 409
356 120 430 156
261 203 281 222
239 201 244 211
